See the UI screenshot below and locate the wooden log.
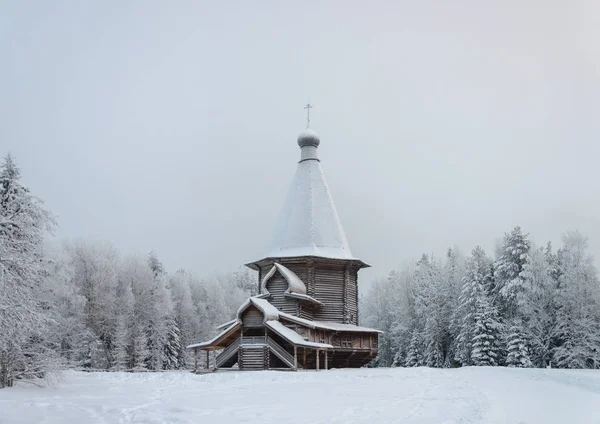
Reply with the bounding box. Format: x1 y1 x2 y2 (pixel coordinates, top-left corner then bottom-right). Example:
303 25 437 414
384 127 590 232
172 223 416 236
194 348 198 373
294 345 298 369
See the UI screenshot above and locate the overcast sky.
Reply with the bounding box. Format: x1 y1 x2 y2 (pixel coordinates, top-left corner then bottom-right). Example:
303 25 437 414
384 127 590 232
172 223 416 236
2 1 599 286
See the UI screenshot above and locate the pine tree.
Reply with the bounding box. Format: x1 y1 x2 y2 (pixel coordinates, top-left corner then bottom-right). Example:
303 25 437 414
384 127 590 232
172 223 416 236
493 226 531 317
163 317 181 370
506 322 532 367
405 330 423 367
471 295 502 366
455 246 491 366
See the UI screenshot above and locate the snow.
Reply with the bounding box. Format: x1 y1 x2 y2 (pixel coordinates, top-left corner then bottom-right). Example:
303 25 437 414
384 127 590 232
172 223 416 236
264 320 333 349
2 368 600 423
245 297 279 321
273 263 306 294
261 263 308 295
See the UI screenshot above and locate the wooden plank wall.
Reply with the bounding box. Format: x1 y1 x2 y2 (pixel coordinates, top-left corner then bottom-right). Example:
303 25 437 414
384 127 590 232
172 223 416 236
241 305 263 327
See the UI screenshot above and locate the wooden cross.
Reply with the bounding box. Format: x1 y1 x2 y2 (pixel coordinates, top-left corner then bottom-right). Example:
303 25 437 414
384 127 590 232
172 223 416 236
304 103 313 127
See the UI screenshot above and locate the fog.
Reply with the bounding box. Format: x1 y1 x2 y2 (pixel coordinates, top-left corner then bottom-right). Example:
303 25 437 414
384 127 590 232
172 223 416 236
2 1 599 285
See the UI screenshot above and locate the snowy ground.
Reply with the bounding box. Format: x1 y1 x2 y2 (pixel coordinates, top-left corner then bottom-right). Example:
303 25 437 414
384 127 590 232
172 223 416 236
1 368 599 424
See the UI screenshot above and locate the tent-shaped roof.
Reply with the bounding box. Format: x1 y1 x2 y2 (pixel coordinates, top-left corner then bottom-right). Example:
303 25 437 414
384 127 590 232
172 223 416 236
247 128 369 269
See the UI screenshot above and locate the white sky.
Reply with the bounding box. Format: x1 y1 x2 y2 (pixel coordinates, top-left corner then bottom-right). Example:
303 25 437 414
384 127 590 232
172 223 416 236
2 1 599 286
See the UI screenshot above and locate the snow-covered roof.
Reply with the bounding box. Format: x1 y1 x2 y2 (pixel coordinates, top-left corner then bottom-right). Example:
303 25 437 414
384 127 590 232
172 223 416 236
216 318 237 330
187 321 240 350
260 263 322 305
236 296 279 322
261 263 306 294
284 292 323 306
265 321 332 349
262 129 357 262
278 311 383 333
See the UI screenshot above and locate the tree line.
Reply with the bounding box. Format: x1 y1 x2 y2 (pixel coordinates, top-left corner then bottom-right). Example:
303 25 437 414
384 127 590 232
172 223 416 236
0 154 255 387
3 152 600 388
361 227 600 369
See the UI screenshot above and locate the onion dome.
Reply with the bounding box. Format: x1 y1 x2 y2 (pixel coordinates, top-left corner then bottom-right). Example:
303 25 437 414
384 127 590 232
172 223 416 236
297 128 320 148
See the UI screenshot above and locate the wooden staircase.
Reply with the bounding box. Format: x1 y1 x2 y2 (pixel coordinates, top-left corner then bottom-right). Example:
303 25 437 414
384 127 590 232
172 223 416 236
215 339 240 368
215 336 300 370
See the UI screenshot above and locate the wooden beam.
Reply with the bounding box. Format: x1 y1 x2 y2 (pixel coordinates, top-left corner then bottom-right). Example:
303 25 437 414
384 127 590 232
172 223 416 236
206 350 209 370
316 350 320 371
294 345 298 369
194 348 198 373
325 350 328 370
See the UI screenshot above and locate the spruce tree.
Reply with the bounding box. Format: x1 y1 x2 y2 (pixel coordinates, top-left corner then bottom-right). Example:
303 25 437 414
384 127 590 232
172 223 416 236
506 322 532 367
493 226 531 317
163 317 181 370
405 330 423 367
471 295 502 366
455 246 491 366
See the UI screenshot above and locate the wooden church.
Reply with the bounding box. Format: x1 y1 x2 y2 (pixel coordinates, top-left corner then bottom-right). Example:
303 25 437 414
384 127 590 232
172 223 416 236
188 116 381 371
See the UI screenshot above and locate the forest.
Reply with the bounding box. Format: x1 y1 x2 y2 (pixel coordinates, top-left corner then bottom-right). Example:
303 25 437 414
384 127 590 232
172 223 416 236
361 228 600 370
0 154 255 387
2 152 600 388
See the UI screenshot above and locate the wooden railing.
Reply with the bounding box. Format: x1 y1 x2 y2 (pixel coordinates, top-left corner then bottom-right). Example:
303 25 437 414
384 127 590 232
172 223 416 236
240 336 266 345
267 337 296 369
215 338 240 368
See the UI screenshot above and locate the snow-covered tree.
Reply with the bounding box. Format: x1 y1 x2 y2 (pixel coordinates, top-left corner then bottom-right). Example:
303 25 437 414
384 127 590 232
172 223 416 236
493 226 531 317
68 241 119 369
552 232 600 368
519 245 557 367
0 154 56 387
505 321 532 367
471 294 502 366
455 246 492 366
405 330 424 367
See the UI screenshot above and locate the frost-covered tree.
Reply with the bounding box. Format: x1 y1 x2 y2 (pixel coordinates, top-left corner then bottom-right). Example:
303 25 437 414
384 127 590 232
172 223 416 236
552 232 600 368
505 322 532 367
41 243 88 367
405 330 424 367
0 154 56 387
519 245 557 367
493 226 531 317
163 317 181 370
471 294 502 366
169 270 198 368
68 241 119 369
455 246 492 366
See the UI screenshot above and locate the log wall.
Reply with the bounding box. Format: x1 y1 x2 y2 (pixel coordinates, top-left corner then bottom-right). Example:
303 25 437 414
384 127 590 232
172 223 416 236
265 272 297 314
257 257 360 324
241 305 263 328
